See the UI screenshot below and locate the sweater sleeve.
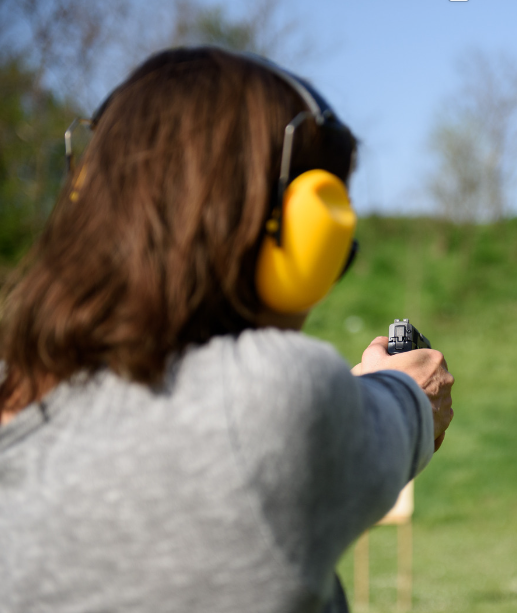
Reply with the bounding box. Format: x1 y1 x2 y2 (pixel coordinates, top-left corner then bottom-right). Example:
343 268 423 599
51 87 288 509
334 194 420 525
222 329 434 593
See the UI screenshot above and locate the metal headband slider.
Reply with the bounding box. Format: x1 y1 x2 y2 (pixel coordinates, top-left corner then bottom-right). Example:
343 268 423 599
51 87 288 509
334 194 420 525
65 118 92 172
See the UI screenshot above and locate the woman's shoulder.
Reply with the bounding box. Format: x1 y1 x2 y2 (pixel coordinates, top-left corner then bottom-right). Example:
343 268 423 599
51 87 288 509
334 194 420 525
181 328 350 387
180 328 355 419
216 327 347 368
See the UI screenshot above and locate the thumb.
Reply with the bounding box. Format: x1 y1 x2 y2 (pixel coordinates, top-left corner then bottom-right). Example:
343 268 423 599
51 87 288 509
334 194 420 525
351 363 362 376
367 336 389 351
359 336 390 374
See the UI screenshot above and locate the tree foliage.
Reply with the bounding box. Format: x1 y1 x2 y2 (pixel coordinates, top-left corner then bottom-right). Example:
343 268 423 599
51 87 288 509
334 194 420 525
427 50 517 222
0 0 306 264
0 58 76 261
0 0 129 106
168 0 297 59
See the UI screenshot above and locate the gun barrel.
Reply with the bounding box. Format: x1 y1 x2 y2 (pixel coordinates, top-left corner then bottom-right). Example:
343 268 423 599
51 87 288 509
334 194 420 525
388 318 431 354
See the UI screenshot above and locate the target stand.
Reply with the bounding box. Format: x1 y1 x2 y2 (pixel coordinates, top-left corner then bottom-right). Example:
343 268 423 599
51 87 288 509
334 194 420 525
353 481 414 611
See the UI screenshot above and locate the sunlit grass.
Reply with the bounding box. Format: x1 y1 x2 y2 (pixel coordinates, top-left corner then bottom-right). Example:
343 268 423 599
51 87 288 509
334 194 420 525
305 216 517 612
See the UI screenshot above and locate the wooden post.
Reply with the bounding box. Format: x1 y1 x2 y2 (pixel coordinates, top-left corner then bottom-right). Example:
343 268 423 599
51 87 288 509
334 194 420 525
353 481 414 611
354 531 370 610
397 521 412 612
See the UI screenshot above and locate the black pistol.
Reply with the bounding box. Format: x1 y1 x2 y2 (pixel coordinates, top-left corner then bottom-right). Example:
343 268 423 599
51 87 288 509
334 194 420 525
388 318 431 355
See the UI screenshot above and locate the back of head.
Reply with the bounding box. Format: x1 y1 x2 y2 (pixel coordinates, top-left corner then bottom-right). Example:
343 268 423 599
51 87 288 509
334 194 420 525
0 46 356 409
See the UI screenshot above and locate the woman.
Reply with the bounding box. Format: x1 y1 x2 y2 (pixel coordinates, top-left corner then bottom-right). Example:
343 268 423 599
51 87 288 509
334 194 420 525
0 47 453 613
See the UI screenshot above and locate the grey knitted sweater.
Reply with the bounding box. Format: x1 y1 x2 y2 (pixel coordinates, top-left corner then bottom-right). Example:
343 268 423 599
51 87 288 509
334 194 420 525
0 328 433 613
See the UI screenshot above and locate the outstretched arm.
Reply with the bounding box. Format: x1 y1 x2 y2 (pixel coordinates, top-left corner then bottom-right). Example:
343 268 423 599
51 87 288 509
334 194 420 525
352 336 454 451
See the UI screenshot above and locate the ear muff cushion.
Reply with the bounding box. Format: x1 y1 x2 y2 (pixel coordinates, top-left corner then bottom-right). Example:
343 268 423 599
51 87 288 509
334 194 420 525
256 169 357 313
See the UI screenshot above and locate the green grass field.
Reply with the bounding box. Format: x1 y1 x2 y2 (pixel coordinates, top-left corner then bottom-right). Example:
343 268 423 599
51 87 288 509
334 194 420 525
305 216 517 612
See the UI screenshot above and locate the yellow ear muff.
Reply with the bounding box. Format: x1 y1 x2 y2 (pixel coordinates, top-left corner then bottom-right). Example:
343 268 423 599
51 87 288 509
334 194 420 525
255 169 356 314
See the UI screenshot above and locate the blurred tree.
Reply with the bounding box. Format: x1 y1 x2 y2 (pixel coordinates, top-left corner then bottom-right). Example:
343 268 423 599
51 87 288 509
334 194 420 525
172 1 260 51
0 58 76 261
0 0 305 109
0 0 127 262
167 0 299 59
427 49 517 222
0 0 130 107
0 0 309 264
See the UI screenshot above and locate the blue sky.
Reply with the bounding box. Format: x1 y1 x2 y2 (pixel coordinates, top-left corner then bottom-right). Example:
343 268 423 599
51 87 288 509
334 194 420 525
222 0 517 216
22 0 515 217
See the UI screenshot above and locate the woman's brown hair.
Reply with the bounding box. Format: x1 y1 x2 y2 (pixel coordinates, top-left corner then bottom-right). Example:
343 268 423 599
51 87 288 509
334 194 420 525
0 47 357 416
